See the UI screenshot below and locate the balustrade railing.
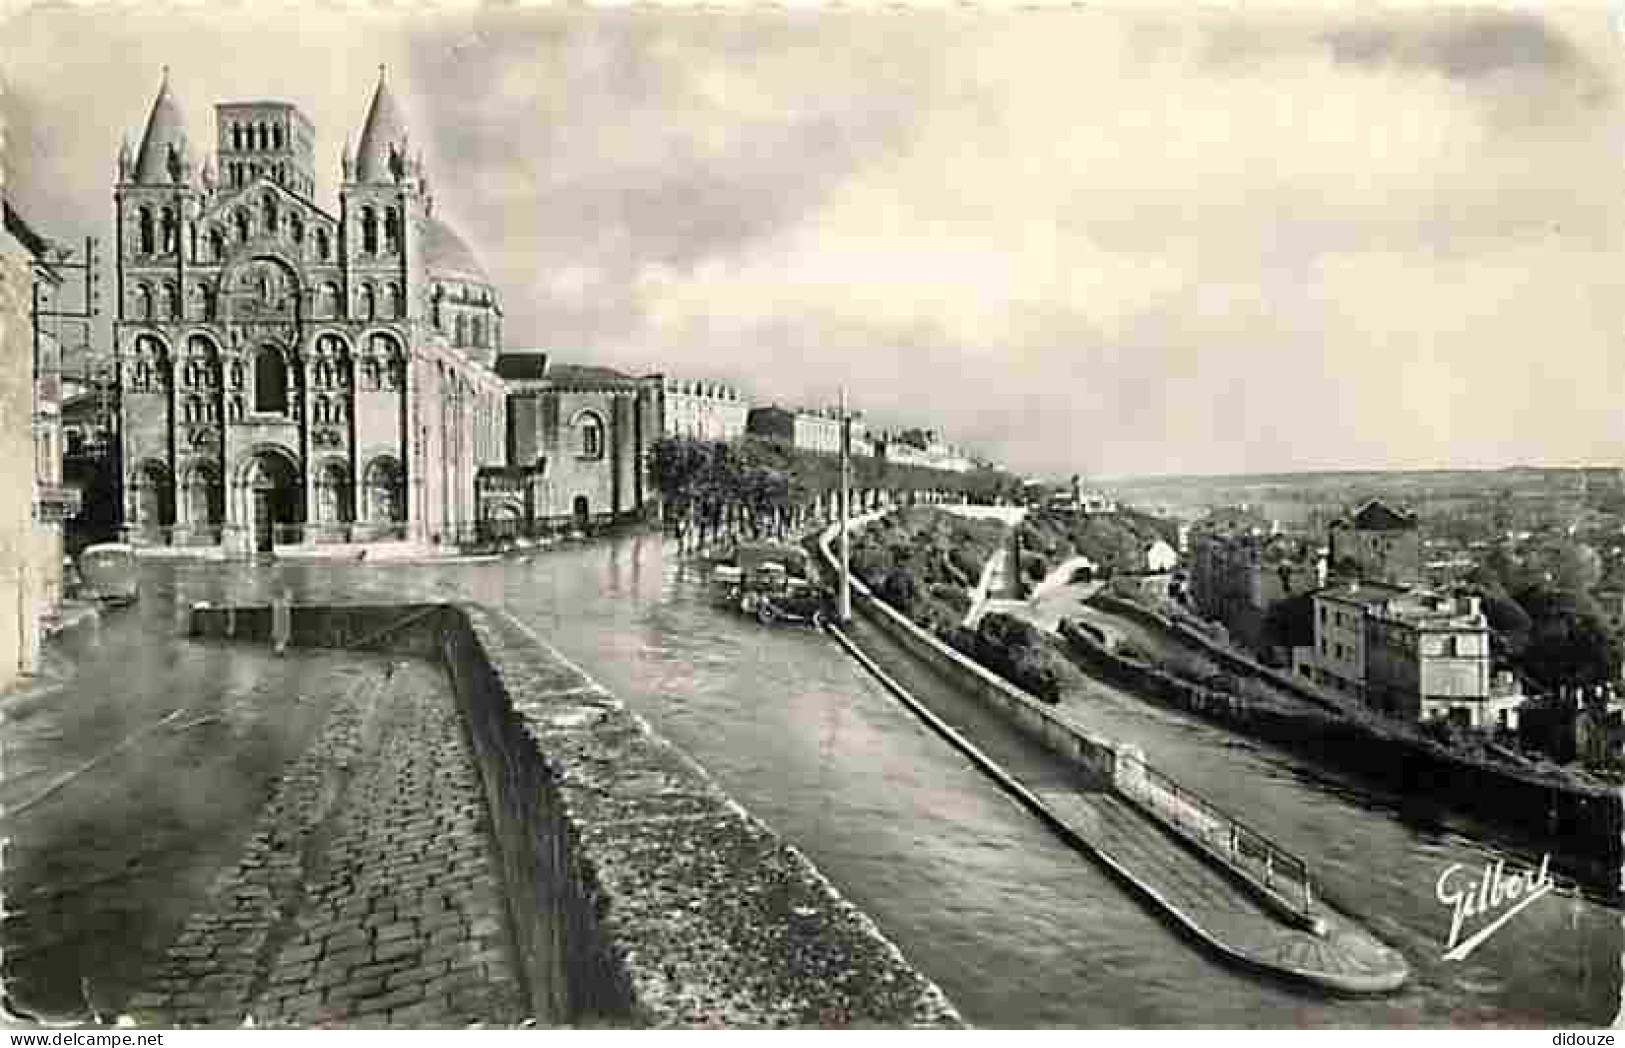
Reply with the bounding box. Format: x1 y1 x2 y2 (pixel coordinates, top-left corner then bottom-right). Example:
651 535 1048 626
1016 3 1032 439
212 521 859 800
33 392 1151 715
1118 755 1316 916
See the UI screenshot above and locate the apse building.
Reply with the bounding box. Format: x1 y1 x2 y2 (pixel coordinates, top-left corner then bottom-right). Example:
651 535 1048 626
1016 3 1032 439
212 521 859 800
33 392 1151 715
113 68 506 553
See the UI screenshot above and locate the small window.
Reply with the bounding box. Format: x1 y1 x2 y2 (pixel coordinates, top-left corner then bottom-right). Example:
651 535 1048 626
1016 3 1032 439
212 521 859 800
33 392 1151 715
578 415 604 460
254 348 288 414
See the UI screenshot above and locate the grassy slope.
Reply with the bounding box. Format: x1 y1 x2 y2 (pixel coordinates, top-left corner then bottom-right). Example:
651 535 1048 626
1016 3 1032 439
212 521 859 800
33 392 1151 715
850 508 1079 702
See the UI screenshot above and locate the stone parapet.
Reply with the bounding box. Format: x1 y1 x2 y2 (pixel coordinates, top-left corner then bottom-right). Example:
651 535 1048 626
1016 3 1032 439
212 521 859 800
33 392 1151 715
187 600 963 1028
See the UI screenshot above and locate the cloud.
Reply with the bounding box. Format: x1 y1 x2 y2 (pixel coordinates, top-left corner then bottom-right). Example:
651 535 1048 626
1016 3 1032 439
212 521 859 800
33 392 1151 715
4 5 1625 479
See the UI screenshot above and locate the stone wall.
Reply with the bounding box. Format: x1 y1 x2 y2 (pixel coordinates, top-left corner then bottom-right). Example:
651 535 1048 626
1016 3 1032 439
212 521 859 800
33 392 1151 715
0 200 42 688
817 520 1120 786
188 600 963 1027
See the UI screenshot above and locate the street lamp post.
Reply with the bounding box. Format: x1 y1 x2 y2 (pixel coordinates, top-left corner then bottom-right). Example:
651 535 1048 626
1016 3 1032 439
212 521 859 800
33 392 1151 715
839 386 852 624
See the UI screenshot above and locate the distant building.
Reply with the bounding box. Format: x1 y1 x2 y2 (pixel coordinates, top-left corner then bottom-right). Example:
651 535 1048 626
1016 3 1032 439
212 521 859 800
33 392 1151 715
482 353 660 533
1307 581 1515 728
657 376 748 442
1189 510 1319 655
1305 581 1408 699
60 383 123 553
1143 538 1178 573
1365 589 1496 724
747 404 851 454
872 428 973 473
1327 499 1422 585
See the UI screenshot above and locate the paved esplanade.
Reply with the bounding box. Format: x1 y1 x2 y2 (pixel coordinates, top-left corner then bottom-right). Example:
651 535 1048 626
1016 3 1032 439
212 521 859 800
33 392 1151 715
5 535 1620 1026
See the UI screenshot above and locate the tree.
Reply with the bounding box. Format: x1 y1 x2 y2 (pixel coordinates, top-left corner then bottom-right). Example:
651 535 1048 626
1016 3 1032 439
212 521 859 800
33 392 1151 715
1514 582 1621 690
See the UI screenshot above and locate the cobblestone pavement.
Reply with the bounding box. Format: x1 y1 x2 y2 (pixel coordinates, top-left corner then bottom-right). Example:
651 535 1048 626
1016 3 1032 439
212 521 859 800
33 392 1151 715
124 658 525 1028
1 636 380 1020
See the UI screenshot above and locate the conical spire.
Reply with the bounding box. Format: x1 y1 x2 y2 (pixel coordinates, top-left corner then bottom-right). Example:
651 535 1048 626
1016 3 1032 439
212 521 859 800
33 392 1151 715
353 65 407 184
132 66 190 185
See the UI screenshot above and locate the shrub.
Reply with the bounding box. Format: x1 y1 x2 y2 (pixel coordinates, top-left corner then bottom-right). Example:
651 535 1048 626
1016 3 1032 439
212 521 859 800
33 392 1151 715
950 546 985 583
932 583 972 616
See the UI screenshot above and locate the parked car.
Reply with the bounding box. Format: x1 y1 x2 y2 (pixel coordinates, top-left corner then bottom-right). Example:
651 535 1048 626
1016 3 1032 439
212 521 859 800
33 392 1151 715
710 541 832 628
76 542 139 606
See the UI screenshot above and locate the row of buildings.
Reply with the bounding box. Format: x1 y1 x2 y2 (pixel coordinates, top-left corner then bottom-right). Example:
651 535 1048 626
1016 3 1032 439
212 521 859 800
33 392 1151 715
1187 499 1526 731
742 406 979 472
95 70 990 559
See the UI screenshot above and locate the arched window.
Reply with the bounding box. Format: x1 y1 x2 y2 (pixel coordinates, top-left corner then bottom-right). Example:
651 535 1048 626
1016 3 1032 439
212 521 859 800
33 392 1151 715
385 283 402 319
364 457 404 522
205 398 219 423
257 123 268 150
273 124 284 150
289 212 304 245
254 347 288 414
229 396 244 421
138 207 154 255
314 360 332 390
210 227 225 262
471 316 485 348
185 465 221 529
232 124 242 150
313 395 329 424
134 284 153 321
164 282 181 320
316 228 330 261
361 207 378 254
577 413 604 460
262 195 277 234
183 396 201 423
363 359 381 390
359 285 375 321
384 208 401 254
160 207 177 254
454 313 467 345
234 209 250 243
317 462 351 524
229 360 244 389
332 398 347 424
321 282 339 317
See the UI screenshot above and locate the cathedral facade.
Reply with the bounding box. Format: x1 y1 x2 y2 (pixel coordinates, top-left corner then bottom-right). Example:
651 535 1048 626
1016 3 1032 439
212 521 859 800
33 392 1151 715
113 69 507 554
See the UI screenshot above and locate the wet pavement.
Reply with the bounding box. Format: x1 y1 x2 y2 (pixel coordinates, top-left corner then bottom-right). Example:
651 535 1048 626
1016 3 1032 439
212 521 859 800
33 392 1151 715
3 534 1622 1026
1 614 521 1025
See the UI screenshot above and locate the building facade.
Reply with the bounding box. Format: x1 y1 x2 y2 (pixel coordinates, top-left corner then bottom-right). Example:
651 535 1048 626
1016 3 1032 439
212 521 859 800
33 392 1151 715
1188 511 1319 651
746 405 865 456
1328 499 1422 585
1363 589 1499 726
113 69 505 554
875 429 972 473
1305 582 1514 727
658 377 748 441
480 354 659 533
1 198 80 686
1306 582 1405 699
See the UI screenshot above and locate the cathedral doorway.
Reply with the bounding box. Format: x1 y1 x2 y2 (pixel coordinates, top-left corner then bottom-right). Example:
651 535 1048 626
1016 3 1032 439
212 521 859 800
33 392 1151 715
243 449 301 552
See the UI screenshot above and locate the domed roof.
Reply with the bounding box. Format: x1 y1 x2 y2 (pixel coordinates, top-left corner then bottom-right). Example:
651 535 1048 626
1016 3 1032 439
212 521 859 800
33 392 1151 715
132 68 189 185
424 214 490 285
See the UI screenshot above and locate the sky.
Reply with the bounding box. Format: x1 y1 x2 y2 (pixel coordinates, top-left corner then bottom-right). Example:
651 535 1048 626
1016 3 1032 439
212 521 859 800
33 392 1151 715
5 2 1625 481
